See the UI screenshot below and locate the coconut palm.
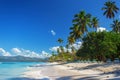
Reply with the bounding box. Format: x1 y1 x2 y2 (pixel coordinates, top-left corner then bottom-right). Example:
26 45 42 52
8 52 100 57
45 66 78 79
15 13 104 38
57 48 60 54
111 19 120 33
68 36 75 45
69 25 82 40
66 44 69 53
73 11 91 34
102 1 119 19
71 11 91 41
71 46 76 54
91 17 99 32
60 46 64 53
57 38 64 53
57 38 63 44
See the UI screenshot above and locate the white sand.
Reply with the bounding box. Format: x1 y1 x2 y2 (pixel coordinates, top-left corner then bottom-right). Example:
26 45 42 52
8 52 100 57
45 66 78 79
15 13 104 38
22 62 120 80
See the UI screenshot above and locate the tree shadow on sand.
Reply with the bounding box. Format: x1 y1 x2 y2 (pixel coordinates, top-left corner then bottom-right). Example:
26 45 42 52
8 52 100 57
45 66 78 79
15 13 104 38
98 69 120 80
56 69 120 80
56 75 99 80
8 77 50 80
71 63 106 70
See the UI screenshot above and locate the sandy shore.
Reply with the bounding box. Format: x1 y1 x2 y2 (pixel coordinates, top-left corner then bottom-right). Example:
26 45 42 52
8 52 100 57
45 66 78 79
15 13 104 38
22 62 120 80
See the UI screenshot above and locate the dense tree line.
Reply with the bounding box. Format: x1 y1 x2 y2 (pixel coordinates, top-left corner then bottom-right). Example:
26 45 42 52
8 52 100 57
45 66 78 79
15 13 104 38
76 31 120 62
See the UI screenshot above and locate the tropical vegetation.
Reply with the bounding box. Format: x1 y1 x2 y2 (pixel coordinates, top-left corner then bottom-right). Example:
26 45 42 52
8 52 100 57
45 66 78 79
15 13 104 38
49 0 120 63
76 31 120 62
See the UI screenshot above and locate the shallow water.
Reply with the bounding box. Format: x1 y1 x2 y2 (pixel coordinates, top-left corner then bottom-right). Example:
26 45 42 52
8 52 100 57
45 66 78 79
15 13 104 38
0 62 45 80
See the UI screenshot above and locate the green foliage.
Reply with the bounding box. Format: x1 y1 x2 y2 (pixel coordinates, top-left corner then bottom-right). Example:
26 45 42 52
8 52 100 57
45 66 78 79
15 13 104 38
49 1 120 63
49 52 77 62
111 19 120 33
102 1 119 19
57 38 63 44
69 11 99 43
76 31 120 62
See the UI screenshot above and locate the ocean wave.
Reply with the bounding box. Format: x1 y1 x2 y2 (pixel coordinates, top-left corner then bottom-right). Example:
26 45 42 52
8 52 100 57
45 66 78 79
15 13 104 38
29 64 46 67
26 66 32 70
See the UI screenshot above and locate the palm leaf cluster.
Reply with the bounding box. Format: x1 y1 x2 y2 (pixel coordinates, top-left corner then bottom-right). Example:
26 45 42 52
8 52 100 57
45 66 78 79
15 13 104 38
102 1 119 19
102 1 120 33
69 11 99 43
111 19 120 33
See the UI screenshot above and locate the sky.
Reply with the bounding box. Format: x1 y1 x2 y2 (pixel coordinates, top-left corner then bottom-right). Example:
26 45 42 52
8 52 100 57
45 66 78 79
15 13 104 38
0 0 120 57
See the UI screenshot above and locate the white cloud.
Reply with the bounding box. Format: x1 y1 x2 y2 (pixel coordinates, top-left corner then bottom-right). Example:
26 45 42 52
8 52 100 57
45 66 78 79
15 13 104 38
49 41 82 53
12 48 40 58
70 42 82 50
12 48 21 54
11 48 51 58
97 27 106 32
49 46 66 53
51 30 56 36
0 48 11 56
40 51 51 58
0 47 51 58
27 51 40 58
49 46 59 52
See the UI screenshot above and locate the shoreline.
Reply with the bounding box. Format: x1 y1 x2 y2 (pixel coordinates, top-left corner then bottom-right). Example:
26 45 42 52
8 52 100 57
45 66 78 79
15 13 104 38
22 62 120 80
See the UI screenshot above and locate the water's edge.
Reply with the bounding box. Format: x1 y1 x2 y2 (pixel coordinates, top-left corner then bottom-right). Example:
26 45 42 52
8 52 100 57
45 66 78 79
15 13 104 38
0 62 45 80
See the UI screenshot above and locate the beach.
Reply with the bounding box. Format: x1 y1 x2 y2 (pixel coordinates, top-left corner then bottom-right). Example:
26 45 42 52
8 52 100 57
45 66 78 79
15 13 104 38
0 62 45 80
22 62 120 80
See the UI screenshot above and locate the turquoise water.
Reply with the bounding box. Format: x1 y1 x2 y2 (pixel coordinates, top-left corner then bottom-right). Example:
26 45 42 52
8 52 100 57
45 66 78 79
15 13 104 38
0 62 45 80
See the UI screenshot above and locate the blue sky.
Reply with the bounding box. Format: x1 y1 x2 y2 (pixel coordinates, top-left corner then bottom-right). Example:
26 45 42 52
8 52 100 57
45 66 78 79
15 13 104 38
0 0 120 57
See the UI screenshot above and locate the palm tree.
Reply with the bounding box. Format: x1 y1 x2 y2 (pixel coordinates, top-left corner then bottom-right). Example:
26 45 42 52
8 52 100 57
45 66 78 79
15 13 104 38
57 38 64 53
91 17 99 32
60 46 64 53
73 11 91 33
71 46 76 54
111 19 120 33
71 11 91 41
57 48 60 54
102 1 119 19
57 38 63 44
66 44 69 53
69 25 82 40
68 36 75 45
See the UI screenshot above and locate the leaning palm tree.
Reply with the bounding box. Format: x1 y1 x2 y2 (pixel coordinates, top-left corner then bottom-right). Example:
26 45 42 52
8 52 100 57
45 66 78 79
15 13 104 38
69 25 82 40
68 36 75 45
71 11 91 41
111 19 120 33
102 1 119 19
73 11 91 33
91 17 99 32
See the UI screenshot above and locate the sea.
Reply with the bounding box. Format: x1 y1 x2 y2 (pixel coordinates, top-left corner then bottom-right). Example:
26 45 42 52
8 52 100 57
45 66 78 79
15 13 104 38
0 62 45 80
